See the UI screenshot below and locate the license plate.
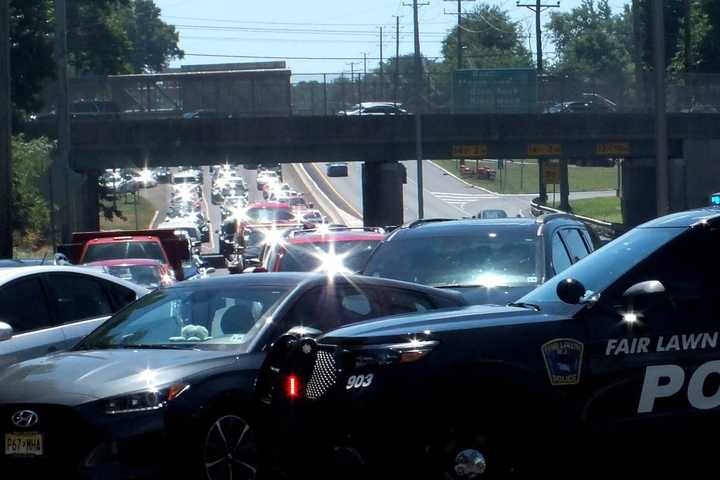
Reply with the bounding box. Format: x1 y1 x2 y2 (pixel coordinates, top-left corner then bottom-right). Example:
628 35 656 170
4 432 43 456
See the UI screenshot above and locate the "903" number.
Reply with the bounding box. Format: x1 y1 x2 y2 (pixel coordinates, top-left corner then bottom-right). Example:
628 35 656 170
346 374 374 390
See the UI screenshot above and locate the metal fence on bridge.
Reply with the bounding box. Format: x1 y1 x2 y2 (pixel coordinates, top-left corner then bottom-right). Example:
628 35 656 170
289 71 720 116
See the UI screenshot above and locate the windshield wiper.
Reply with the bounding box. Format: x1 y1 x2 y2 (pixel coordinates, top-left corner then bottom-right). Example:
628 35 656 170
507 301 541 311
434 284 513 289
100 344 201 351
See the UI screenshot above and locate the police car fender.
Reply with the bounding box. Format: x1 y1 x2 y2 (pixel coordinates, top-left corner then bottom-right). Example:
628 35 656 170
639 360 720 413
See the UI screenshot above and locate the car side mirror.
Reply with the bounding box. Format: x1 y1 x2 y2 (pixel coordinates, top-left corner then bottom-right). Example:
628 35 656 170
0 322 13 342
622 280 666 310
556 278 587 305
203 267 216 275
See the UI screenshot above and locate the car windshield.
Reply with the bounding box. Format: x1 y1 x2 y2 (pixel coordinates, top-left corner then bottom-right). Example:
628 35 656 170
520 226 686 304
288 197 307 207
84 241 166 263
246 207 295 222
172 176 197 184
277 240 381 272
106 265 164 289
363 229 539 287
78 286 292 352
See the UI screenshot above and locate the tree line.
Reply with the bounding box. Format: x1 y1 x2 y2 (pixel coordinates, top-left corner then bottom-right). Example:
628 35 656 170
292 0 720 113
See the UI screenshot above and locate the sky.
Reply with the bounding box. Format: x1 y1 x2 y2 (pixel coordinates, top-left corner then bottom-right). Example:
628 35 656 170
155 0 630 77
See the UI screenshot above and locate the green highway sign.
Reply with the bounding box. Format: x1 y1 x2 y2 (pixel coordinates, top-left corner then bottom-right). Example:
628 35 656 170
452 68 537 113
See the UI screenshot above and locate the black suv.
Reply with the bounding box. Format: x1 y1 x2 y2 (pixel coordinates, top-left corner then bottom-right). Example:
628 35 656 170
362 215 596 304
261 207 720 478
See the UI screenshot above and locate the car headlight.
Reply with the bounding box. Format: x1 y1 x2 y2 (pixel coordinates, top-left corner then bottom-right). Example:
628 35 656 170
104 383 190 414
350 340 438 369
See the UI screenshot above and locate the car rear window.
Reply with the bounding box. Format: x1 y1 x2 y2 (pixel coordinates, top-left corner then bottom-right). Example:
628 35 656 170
363 229 539 287
83 241 167 263
277 240 380 273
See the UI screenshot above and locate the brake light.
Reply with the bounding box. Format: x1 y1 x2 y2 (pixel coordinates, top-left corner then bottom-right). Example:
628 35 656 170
286 374 300 398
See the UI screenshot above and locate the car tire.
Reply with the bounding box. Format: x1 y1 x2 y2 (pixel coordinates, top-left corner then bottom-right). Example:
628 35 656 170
427 425 522 479
200 411 260 480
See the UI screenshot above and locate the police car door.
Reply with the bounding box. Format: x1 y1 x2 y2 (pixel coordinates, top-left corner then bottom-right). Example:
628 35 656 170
582 224 720 437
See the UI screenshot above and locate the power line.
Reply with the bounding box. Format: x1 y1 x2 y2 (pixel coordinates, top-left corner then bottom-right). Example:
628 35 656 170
182 51 537 61
163 15 452 27
173 23 448 36
180 35 448 44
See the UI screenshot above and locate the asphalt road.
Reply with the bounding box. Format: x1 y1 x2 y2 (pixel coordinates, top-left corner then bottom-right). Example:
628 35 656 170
302 160 534 222
145 165 327 257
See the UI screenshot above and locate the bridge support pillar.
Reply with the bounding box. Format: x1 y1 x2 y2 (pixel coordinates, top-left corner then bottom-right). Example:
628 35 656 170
559 158 570 211
621 159 656 227
683 139 720 209
79 171 100 232
362 162 404 228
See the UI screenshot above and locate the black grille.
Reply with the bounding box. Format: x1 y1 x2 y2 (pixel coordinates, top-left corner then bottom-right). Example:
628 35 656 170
305 350 337 400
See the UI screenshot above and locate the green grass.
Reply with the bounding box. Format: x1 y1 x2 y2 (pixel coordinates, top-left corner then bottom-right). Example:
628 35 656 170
433 159 619 194
566 196 623 224
100 194 157 231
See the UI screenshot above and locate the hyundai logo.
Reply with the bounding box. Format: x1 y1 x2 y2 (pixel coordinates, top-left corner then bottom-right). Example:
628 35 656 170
11 410 39 428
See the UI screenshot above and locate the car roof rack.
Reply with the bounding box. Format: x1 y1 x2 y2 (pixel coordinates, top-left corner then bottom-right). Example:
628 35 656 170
405 218 456 229
286 226 385 238
536 212 584 224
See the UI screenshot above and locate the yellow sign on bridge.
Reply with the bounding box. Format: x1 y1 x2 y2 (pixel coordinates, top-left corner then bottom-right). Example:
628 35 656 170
452 145 489 158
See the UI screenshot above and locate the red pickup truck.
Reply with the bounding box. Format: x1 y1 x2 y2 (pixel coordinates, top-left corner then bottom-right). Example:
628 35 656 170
59 229 191 280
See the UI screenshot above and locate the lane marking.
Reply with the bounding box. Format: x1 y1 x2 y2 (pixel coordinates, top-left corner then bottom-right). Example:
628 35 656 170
404 174 468 217
148 210 159 229
307 163 364 218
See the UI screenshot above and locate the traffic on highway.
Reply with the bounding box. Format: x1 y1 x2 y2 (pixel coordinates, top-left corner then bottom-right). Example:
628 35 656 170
4 0 720 478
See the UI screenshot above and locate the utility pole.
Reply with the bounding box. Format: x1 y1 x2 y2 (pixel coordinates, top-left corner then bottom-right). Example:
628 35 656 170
518 0 559 204
444 0 475 69
379 27 384 99
363 52 367 103
684 0 692 73
404 0 429 219
0 0 12 258
394 16 400 107
347 62 358 105
655 0 669 216
55 0 72 241
516 1 559 74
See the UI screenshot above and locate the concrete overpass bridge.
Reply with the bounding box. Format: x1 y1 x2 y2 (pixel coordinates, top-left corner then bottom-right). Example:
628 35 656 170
25 112 720 233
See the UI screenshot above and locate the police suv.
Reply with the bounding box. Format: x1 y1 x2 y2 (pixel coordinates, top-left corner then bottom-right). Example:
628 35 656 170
259 205 720 478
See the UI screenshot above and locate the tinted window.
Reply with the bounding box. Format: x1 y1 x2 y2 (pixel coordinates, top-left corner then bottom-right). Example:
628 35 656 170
377 288 434 316
522 227 685 304
246 207 295 222
277 240 381 273
83 241 166 263
107 282 138 309
0 278 53 333
44 274 113 323
551 233 572 274
560 229 591 263
363 229 539 287
288 285 379 332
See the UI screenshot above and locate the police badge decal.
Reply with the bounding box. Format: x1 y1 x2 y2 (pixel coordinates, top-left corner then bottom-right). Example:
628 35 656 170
541 338 584 386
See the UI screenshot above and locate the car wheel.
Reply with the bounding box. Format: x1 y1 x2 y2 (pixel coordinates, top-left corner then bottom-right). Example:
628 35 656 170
203 413 258 480
427 425 524 479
